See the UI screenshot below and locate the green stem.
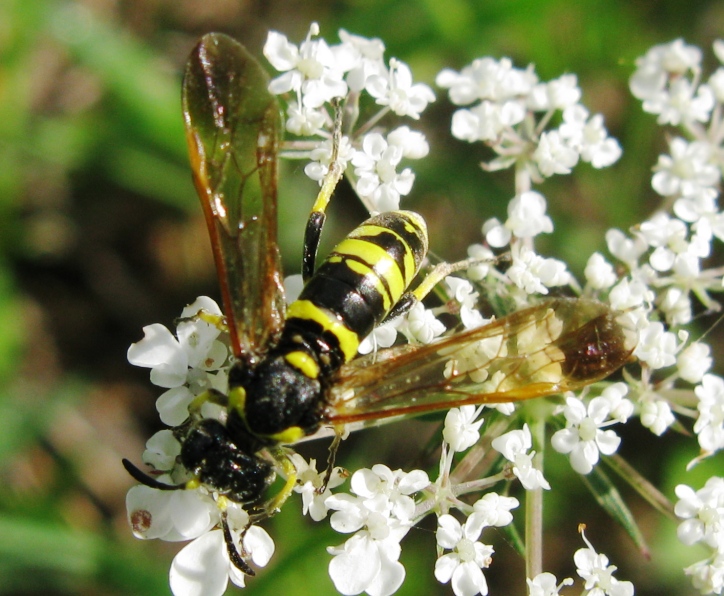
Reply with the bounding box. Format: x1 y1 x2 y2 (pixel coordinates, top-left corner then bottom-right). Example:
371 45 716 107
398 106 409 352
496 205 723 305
525 418 545 580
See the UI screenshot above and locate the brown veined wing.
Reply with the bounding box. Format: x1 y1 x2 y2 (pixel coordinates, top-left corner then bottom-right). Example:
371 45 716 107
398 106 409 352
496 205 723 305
183 33 284 362
326 298 637 424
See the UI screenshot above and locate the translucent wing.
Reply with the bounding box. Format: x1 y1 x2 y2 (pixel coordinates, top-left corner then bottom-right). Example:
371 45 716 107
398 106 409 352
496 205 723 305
183 33 284 362
327 298 637 424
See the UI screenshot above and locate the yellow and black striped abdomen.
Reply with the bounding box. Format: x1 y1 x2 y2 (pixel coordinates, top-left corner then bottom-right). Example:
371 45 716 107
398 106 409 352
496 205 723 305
284 211 428 369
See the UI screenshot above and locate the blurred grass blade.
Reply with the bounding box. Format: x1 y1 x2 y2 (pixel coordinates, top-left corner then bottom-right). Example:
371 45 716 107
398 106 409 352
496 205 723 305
605 453 676 519
581 462 650 558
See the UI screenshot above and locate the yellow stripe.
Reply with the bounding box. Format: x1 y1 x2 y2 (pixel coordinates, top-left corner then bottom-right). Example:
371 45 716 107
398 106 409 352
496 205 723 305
286 300 360 362
268 425 305 444
344 258 392 310
333 238 405 303
228 386 246 417
350 224 417 285
284 350 320 379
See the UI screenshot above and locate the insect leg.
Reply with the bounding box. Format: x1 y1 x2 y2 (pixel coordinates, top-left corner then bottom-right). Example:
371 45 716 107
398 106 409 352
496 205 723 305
381 258 485 323
302 100 345 281
187 388 229 417
318 428 344 494
261 450 298 515
176 308 228 332
221 508 256 576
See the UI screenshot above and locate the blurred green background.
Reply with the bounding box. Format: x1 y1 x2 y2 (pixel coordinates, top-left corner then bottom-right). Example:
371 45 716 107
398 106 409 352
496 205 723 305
2 0 723 594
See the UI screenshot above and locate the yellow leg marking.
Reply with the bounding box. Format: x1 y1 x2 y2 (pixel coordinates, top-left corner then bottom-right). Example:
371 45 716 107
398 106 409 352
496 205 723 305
228 386 247 417
195 309 229 332
268 425 305 444
412 258 483 302
188 389 229 415
265 452 298 514
186 477 202 490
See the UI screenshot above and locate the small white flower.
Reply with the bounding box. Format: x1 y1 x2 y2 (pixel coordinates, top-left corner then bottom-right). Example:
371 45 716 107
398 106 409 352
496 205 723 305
482 217 511 248
507 244 570 295
126 484 217 542
677 342 712 384
466 244 494 281
169 514 274 596
630 38 702 102
127 298 228 423
358 320 399 355
647 78 714 125
327 528 407 596
435 514 494 596
694 374 724 453
574 530 634 596
605 228 648 269
651 138 720 198
684 554 724 595
449 101 525 143
708 66 724 102
386 126 430 159
338 29 386 92
350 464 429 522
560 106 621 168
634 321 680 369
584 252 617 290
505 191 554 239
141 429 181 471
529 74 581 110
639 398 675 436
443 406 485 453
607 277 653 311
304 135 354 183
674 478 724 549
446 277 485 329
398 301 445 344
127 325 189 388
326 487 411 596
291 454 346 522
491 424 550 490
468 493 519 530
436 57 537 106
284 100 326 135
352 132 415 212
264 25 348 108
366 58 435 119
599 383 634 424
534 130 579 177
527 572 574 596
551 396 622 475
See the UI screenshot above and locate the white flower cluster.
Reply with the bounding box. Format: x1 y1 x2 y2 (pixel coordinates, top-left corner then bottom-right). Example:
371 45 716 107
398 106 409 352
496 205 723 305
127 296 229 426
123 30 724 596
577 39 724 455
437 60 621 177
437 57 621 300
676 477 724 594
264 24 434 214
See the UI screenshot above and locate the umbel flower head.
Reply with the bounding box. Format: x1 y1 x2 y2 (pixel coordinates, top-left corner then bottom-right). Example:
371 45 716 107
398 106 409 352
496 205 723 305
123 28 724 596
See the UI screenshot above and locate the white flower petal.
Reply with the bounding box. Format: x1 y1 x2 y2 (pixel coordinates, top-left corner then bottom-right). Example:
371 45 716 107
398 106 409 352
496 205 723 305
169 530 229 596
